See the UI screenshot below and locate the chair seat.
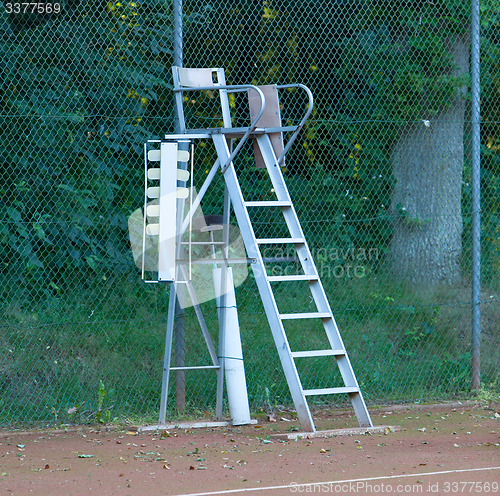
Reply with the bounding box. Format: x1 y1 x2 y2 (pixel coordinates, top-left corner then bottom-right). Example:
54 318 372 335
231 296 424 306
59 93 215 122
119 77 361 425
186 126 298 137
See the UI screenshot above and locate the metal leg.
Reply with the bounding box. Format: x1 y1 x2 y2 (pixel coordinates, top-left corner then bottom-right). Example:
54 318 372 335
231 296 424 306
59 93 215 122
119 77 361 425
159 285 178 424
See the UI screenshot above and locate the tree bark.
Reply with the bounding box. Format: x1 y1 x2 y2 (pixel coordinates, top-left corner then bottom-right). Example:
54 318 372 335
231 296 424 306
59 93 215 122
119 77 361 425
389 37 469 286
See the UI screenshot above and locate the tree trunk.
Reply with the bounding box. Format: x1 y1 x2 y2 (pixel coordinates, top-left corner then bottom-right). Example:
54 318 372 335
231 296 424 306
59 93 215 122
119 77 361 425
389 38 469 285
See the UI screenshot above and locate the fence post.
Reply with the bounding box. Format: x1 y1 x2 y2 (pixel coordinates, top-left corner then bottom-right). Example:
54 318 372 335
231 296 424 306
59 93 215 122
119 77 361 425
470 0 481 392
172 0 186 413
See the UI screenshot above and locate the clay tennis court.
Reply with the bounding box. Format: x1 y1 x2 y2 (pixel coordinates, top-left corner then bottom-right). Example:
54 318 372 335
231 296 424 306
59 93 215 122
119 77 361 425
1 402 499 495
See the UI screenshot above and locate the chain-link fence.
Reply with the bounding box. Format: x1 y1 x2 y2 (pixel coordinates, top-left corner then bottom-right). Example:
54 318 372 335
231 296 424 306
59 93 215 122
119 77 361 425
0 0 498 427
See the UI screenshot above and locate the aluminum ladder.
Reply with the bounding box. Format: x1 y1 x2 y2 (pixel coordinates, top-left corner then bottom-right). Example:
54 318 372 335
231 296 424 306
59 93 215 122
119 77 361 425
211 132 373 433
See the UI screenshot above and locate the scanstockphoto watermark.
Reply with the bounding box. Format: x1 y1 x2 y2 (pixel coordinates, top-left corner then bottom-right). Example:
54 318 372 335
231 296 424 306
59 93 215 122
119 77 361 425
289 481 425 493
261 246 380 279
289 481 499 494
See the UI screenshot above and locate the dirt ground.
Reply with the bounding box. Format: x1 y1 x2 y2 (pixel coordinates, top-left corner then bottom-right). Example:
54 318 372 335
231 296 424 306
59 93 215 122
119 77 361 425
1 402 499 496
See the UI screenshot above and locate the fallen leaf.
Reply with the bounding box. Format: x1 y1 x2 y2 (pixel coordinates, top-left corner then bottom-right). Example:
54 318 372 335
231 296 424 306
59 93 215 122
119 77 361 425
44 464 50 470
163 464 170 470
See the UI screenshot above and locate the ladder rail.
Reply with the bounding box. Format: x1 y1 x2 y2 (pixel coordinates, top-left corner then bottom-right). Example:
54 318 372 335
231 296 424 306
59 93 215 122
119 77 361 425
240 133 372 429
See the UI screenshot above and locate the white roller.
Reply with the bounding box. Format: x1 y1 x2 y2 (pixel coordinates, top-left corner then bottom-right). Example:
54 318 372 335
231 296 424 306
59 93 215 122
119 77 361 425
213 267 251 425
146 223 159 235
147 149 190 162
147 186 160 198
148 168 190 181
177 169 190 181
176 187 189 199
177 150 190 162
146 205 160 217
148 150 161 162
148 168 161 180
147 186 188 200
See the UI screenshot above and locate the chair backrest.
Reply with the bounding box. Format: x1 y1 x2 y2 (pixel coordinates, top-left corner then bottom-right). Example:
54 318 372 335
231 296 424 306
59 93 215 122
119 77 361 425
172 67 232 132
248 84 284 168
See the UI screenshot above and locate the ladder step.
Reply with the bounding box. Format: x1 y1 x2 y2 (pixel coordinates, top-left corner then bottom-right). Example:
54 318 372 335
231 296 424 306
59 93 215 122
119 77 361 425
291 349 346 358
170 365 220 371
303 387 359 396
267 275 319 282
244 201 292 207
279 312 331 320
256 238 304 244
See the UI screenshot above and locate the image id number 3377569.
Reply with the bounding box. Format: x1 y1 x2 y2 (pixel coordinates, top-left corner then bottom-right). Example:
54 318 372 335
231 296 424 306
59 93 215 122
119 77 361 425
4 3 61 14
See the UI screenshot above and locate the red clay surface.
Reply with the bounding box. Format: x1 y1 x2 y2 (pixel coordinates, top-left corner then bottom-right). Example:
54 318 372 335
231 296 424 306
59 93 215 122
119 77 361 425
1 403 499 496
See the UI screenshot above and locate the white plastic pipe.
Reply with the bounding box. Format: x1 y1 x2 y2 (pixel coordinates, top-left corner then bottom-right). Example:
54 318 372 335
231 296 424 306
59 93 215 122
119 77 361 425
213 267 251 425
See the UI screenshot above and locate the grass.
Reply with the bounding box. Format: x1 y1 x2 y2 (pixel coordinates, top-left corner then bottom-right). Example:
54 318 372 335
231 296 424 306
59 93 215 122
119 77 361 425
0 267 498 428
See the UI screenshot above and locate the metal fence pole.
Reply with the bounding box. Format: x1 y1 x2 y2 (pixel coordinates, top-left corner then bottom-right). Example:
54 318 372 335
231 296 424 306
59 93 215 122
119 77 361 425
471 0 481 392
172 0 186 413
173 0 183 67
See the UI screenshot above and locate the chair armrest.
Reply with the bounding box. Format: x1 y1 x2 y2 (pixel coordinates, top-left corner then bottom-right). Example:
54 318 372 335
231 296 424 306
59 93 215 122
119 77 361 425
275 84 314 165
